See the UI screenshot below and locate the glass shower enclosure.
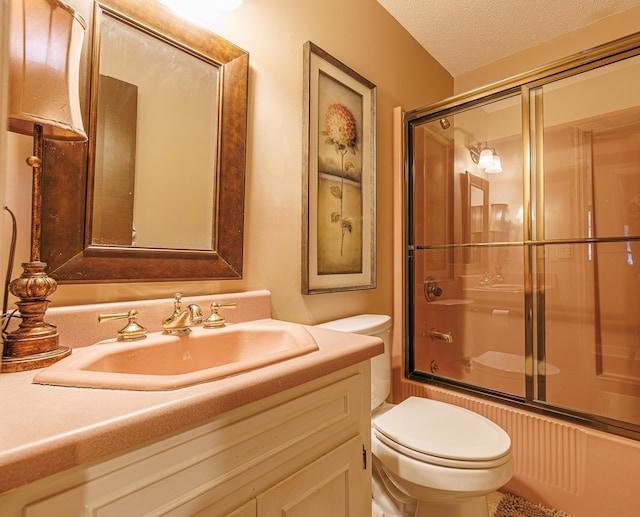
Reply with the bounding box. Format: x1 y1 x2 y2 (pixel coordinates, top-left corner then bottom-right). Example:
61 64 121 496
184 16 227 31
405 33 640 439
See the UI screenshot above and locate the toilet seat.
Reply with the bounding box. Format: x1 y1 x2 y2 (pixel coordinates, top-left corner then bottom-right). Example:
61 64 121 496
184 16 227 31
373 397 511 469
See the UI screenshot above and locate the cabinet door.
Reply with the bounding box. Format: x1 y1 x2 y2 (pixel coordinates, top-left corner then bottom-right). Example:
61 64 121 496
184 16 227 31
257 436 367 517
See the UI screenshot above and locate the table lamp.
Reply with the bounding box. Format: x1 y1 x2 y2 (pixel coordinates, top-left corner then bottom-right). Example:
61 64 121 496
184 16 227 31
3 0 87 372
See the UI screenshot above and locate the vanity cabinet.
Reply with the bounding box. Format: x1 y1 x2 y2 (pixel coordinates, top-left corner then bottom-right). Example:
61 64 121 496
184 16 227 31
0 363 371 516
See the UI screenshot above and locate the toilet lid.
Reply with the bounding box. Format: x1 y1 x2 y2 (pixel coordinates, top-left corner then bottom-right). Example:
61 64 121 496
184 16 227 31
373 397 511 466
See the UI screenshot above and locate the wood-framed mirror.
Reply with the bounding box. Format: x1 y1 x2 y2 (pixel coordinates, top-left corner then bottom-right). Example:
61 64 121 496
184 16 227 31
41 0 248 282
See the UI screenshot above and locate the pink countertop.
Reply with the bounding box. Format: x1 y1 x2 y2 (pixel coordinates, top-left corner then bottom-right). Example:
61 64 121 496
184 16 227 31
0 291 383 493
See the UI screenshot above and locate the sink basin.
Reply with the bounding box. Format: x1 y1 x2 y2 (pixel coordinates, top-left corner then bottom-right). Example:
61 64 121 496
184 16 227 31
33 319 319 391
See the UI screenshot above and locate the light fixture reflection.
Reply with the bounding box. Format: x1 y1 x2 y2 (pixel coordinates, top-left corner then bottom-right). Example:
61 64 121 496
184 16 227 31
477 149 494 169
157 0 242 24
485 154 502 174
468 142 502 173
213 0 242 8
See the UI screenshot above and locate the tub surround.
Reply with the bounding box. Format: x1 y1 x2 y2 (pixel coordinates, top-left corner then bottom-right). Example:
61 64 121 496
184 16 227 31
0 290 383 494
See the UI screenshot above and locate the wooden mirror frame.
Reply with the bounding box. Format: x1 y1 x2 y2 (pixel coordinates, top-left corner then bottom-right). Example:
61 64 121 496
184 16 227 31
461 171 489 263
41 0 248 283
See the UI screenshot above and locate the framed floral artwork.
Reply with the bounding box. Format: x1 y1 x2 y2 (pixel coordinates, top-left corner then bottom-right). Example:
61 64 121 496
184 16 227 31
302 41 376 294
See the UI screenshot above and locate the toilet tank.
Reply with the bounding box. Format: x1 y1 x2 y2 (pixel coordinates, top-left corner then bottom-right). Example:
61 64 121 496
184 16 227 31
315 314 392 411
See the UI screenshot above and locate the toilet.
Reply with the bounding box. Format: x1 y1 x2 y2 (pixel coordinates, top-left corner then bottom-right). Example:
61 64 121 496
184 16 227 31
316 315 513 517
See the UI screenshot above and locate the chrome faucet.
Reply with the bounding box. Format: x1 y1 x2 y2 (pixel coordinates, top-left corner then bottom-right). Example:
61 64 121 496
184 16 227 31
162 293 203 335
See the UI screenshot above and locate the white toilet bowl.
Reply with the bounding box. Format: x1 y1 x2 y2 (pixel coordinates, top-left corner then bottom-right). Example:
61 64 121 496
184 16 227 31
372 397 513 517
315 315 514 517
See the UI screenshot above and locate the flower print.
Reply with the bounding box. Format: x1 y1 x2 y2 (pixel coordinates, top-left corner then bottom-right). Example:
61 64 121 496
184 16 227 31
323 103 358 152
321 103 358 256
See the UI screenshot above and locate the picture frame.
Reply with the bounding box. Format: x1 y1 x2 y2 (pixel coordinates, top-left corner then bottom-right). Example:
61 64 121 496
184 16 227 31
302 41 377 294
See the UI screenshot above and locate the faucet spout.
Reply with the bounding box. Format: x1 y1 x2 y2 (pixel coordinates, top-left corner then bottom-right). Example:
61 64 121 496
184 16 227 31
429 329 453 344
162 293 202 335
187 304 204 325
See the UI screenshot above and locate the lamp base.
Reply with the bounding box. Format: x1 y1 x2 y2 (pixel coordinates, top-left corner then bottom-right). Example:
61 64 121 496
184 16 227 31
1 344 71 372
1 261 71 372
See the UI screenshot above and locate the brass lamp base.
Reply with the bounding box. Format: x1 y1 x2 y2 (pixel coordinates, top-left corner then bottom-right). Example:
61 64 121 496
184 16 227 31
1 344 71 372
1 261 71 373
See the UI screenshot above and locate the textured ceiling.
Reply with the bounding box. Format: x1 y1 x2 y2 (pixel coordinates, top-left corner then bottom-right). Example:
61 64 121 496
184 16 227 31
377 0 640 76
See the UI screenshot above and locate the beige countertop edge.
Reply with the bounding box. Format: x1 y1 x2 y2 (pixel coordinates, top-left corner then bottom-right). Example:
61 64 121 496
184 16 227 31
0 326 382 494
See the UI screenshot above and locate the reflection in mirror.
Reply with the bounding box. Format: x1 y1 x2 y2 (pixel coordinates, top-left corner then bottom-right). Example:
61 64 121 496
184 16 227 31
461 171 488 263
412 122 454 280
41 0 249 282
92 12 219 250
470 182 484 234
489 203 509 240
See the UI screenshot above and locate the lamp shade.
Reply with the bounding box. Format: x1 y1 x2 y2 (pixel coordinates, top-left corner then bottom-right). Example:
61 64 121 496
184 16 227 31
485 154 502 173
9 0 87 141
477 148 494 169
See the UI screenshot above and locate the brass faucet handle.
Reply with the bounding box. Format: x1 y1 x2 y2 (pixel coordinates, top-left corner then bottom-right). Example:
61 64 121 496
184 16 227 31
98 309 147 341
172 292 183 312
204 302 237 329
424 276 443 301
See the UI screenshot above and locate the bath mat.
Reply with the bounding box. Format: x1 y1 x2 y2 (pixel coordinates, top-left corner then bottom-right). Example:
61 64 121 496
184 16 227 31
493 493 574 517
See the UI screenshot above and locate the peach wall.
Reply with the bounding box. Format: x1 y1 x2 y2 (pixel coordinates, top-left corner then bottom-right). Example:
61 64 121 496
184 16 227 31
455 6 640 94
0 0 7 295
1 0 452 326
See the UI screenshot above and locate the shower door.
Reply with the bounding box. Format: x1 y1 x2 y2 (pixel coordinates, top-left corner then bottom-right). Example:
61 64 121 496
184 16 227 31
406 35 640 439
409 94 527 399
532 55 640 428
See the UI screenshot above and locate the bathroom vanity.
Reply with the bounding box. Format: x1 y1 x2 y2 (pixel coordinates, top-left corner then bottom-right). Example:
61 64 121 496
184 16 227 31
0 292 382 516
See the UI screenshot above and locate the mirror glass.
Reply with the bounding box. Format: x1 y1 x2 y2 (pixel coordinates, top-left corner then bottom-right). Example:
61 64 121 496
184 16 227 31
92 13 218 250
41 0 248 282
469 182 484 236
